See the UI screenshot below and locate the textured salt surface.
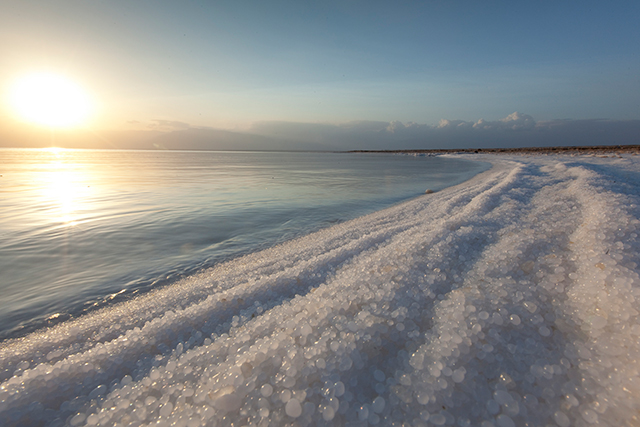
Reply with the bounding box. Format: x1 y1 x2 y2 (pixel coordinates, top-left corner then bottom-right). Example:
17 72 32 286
1 155 639 427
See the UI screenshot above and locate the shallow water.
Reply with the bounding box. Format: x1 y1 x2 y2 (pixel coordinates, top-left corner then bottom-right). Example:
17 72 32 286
0 149 486 339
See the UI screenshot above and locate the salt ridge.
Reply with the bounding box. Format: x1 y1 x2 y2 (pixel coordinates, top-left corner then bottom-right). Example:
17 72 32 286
1 155 639 426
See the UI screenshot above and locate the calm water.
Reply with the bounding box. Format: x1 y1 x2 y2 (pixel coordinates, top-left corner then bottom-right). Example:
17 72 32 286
0 148 488 340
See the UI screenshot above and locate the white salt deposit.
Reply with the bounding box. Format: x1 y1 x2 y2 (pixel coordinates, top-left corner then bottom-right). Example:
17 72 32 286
1 154 640 426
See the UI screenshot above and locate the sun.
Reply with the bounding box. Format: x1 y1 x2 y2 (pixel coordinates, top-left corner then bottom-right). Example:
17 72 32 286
8 72 93 128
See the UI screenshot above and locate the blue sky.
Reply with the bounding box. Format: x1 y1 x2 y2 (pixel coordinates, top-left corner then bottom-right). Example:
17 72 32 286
1 0 639 148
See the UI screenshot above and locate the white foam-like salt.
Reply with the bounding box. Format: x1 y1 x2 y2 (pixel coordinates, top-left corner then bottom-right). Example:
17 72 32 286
1 154 640 426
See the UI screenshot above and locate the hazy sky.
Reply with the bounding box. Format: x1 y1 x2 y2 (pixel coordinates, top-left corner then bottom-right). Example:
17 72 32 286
1 0 639 148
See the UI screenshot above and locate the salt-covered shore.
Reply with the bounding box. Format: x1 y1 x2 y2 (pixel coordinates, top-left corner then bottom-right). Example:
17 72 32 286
1 154 639 427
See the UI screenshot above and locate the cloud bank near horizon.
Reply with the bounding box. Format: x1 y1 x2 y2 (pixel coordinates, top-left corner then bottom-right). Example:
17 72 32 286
1 113 638 151
247 112 640 150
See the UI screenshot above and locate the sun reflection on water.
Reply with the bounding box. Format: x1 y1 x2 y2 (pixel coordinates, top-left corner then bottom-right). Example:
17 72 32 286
37 148 93 227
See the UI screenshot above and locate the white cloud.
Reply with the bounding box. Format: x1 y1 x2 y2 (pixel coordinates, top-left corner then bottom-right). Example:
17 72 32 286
471 112 536 131
501 112 536 130
436 112 536 132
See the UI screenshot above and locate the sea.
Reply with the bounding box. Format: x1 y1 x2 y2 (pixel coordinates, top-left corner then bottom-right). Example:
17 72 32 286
0 148 488 341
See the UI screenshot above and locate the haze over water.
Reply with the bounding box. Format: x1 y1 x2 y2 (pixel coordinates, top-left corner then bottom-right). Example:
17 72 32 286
0 149 487 340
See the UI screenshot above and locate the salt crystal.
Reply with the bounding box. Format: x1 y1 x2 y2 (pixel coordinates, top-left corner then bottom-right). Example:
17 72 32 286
372 396 385 413
538 325 551 336
493 390 513 405
285 398 302 418
580 408 598 423
496 414 515 427
430 412 446 425
358 405 369 421
554 410 571 427
69 414 86 426
260 383 273 397
159 402 173 417
523 301 538 313
452 368 465 383
213 393 241 413
322 405 335 421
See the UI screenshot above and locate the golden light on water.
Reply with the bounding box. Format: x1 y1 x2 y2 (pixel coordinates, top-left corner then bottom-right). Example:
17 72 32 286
46 165 81 225
37 149 93 226
8 72 94 129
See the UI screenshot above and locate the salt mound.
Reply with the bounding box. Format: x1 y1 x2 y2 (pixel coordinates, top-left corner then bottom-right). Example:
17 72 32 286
1 154 639 426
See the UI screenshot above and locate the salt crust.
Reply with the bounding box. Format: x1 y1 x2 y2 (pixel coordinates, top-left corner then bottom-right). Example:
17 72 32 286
1 155 640 426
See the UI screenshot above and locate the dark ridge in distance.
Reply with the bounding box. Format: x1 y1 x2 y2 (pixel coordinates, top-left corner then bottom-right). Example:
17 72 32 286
349 144 640 155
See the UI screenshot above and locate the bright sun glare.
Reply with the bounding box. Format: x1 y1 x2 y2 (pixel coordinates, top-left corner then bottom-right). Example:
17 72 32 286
8 72 93 128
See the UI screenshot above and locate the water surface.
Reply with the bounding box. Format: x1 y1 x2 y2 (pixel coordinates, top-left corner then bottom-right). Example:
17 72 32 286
0 148 488 339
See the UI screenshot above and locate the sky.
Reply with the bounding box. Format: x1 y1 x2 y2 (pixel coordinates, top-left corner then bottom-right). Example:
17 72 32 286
1 0 639 150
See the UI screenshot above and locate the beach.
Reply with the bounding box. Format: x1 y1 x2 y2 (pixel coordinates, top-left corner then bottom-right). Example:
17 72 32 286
1 152 639 427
